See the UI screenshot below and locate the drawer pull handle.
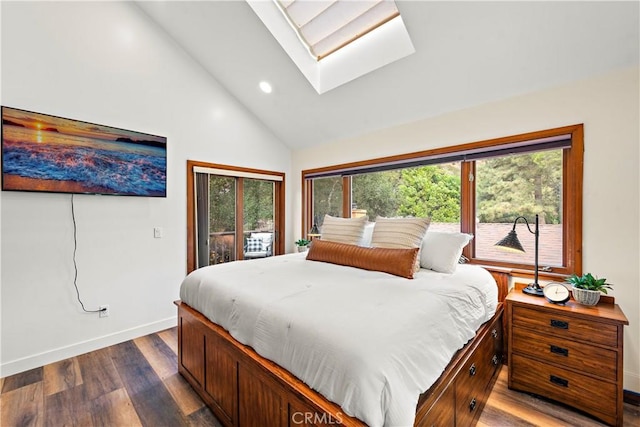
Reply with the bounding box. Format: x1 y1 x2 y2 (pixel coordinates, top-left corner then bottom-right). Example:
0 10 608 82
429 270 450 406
550 319 569 329
491 329 498 339
492 355 499 366
469 364 476 376
550 345 569 357
550 375 569 387
469 398 477 412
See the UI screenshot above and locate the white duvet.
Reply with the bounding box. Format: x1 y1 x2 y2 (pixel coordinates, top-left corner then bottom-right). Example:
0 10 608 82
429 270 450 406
180 253 497 427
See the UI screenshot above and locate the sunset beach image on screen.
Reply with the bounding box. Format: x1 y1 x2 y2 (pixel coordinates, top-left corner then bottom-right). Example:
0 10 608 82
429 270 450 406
1 106 166 197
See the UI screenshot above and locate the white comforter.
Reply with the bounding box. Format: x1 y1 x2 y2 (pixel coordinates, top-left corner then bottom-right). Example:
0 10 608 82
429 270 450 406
180 253 497 427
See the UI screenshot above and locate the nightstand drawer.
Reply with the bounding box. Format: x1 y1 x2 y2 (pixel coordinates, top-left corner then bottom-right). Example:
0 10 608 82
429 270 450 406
512 306 618 347
511 327 617 381
511 354 616 424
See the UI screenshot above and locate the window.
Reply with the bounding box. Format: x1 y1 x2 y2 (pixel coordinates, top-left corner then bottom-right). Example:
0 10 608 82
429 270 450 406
187 161 285 273
350 165 461 232
474 150 563 268
351 170 402 219
302 125 583 277
311 176 344 227
276 0 401 60
203 175 237 265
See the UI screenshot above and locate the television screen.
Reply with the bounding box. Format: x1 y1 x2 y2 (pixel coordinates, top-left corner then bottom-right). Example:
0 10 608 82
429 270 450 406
1 106 167 197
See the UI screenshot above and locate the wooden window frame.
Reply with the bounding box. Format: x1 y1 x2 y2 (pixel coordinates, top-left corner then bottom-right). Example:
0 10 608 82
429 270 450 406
302 125 583 278
187 160 286 274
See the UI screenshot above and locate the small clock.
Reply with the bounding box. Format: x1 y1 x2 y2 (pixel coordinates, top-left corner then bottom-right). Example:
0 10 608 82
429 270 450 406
543 283 571 304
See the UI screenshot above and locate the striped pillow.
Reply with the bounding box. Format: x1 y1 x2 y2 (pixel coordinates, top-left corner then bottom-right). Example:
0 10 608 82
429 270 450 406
320 215 368 245
371 217 431 271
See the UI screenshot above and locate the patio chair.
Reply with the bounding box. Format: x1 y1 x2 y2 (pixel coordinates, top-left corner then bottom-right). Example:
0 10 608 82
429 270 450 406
243 232 273 259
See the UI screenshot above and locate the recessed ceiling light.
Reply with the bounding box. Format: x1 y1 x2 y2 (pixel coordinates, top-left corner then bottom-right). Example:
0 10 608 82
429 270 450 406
259 81 273 94
117 26 134 47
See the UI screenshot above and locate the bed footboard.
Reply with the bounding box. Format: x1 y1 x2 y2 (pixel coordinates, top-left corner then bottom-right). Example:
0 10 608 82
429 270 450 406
176 300 504 426
177 301 365 426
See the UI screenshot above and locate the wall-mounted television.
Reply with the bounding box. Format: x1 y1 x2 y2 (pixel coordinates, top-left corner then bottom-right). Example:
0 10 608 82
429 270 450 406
1 106 167 197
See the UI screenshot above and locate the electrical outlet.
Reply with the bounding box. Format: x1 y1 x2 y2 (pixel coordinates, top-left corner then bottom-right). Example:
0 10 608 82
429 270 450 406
153 227 163 238
99 305 109 318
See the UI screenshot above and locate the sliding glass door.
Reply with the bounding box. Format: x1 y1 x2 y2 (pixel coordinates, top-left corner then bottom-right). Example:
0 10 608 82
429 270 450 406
242 179 275 260
191 162 284 271
196 175 237 267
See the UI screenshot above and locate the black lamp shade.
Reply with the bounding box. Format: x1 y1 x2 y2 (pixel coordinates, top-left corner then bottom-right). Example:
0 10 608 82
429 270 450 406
495 230 525 253
308 223 320 236
494 214 543 296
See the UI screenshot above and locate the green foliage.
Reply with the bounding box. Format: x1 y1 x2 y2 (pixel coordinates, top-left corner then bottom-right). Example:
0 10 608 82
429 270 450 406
243 179 274 231
207 176 274 233
566 273 612 294
311 150 562 226
208 176 236 232
295 239 311 247
349 166 461 222
397 166 460 222
312 176 343 223
476 151 562 224
351 171 402 219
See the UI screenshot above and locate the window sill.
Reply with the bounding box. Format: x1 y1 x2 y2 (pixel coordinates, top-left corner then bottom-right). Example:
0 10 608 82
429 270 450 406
473 263 570 282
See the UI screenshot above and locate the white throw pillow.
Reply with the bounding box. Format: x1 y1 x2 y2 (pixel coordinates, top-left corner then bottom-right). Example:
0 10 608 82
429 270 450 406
420 231 474 274
320 215 368 245
358 222 375 247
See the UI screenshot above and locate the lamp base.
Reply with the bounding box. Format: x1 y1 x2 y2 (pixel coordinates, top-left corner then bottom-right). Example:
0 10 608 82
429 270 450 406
522 283 544 297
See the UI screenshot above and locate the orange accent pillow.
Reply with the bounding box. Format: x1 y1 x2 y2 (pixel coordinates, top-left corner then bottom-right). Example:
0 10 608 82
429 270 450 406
306 239 419 279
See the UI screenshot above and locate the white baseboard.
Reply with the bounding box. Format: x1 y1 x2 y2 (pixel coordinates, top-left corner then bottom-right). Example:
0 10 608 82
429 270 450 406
625 370 640 394
0 316 177 378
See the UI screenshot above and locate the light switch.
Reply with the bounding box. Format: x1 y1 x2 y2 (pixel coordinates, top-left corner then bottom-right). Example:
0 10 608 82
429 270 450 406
154 227 163 238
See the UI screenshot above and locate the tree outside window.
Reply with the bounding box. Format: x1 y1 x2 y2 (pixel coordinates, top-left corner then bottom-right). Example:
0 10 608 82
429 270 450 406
475 150 563 267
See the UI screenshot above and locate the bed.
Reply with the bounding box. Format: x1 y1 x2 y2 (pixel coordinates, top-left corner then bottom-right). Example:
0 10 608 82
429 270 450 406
176 249 509 426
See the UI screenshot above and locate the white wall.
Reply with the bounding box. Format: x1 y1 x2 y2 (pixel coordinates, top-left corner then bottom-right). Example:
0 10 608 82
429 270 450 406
292 67 640 393
0 2 291 376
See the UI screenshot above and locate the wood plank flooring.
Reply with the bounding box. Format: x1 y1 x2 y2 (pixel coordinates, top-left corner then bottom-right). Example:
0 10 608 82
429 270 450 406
1 327 638 427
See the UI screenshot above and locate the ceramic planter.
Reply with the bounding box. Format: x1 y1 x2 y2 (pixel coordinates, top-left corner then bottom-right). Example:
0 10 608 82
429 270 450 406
571 286 601 306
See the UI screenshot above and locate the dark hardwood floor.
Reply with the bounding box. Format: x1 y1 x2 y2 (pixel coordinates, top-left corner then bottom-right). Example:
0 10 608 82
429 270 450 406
1 327 638 426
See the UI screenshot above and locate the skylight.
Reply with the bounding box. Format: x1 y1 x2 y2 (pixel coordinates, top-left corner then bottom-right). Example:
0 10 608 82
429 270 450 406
276 0 400 61
247 0 414 94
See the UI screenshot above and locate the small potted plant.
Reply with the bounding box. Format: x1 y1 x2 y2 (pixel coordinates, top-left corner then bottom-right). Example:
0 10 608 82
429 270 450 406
295 238 311 252
566 273 612 306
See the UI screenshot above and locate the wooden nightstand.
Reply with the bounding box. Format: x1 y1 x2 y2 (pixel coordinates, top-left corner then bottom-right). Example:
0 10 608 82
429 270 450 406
506 283 629 426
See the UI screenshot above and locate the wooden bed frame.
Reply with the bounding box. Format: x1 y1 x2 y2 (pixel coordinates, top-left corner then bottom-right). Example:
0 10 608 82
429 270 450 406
176 270 510 426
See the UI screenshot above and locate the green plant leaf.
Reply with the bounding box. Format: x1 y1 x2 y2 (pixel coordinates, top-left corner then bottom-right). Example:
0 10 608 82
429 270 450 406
565 272 611 292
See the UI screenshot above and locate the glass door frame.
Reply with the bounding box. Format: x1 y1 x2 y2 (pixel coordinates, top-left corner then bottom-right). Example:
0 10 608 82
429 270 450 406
187 160 285 273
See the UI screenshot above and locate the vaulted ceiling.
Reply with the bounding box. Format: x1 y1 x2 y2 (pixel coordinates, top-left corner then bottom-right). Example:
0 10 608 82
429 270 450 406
136 1 639 150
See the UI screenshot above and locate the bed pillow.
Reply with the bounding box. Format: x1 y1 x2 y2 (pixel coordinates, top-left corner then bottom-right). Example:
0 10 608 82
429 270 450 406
358 222 375 247
420 231 474 274
306 239 419 279
371 216 431 271
320 215 368 245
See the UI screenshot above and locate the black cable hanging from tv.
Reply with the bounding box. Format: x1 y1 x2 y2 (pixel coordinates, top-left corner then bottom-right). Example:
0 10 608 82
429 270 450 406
71 194 101 313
